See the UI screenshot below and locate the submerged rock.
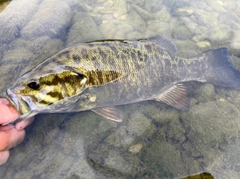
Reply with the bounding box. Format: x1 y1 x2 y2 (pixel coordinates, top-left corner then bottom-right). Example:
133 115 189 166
132 4 154 21
21 0 72 40
142 141 185 177
180 101 240 170
99 20 133 39
0 0 41 44
171 25 193 40
125 7 146 33
196 41 211 50
67 12 102 46
193 84 216 103
174 7 194 16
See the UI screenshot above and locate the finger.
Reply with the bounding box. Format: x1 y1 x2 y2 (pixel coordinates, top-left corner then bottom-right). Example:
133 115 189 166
0 98 10 105
15 117 34 130
0 125 14 131
0 150 10 165
0 127 25 151
0 104 19 125
0 129 9 151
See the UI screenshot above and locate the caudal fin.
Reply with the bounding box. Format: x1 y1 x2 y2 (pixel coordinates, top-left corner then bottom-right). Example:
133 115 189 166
204 48 240 88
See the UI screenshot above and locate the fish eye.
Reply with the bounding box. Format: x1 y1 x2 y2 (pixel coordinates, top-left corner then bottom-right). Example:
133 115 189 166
27 82 40 90
77 73 85 79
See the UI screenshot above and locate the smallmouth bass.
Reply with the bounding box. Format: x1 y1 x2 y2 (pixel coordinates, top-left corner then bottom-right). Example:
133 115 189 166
2 35 240 123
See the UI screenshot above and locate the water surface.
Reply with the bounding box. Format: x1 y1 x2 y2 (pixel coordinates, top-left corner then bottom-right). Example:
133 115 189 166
0 0 240 178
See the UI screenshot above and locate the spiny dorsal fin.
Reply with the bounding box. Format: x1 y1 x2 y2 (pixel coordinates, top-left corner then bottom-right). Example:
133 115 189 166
145 35 178 54
92 107 123 122
154 83 190 110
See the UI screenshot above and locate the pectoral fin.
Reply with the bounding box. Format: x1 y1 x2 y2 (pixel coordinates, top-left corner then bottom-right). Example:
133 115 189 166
154 83 190 110
92 107 123 122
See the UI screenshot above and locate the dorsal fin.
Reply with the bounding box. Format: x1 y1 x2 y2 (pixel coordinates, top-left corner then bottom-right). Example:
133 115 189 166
154 83 190 110
144 35 178 54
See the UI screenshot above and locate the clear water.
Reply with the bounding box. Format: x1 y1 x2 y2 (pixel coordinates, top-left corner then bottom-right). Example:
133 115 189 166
0 0 240 178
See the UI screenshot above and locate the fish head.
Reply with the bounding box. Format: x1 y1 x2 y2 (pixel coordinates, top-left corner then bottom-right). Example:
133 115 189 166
3 65 89 119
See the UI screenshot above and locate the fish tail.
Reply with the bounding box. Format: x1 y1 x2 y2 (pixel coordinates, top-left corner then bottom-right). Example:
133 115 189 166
204 48 240 88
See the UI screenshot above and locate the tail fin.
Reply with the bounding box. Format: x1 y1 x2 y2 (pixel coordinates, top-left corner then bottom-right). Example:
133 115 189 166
205 48 240 88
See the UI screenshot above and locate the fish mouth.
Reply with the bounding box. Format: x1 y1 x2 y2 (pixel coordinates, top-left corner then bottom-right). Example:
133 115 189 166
3 89 20 110
3 89 39 121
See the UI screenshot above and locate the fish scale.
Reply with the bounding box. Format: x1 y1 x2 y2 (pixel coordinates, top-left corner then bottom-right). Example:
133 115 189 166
2 35 240 123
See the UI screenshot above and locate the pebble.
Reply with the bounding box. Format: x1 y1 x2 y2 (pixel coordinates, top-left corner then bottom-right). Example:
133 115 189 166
174 7 194 16
128 143 143 154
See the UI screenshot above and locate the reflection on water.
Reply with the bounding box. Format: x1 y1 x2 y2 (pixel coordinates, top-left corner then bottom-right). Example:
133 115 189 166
0 0 240 178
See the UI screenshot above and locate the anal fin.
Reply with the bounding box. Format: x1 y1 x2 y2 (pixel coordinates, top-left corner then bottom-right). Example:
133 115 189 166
92 107 123 122
154 83 190 110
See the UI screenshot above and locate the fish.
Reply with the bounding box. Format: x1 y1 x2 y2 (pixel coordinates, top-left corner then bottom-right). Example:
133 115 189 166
2 35 240 123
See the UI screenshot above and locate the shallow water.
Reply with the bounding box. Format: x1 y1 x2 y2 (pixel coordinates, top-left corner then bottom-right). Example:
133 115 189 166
0 0 240 178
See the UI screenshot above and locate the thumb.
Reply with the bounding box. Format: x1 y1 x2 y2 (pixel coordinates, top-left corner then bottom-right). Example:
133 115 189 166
0 101 19 125
15 117 34 130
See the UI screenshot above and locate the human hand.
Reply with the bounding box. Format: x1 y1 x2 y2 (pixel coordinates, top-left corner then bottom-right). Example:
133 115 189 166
0 98 34 165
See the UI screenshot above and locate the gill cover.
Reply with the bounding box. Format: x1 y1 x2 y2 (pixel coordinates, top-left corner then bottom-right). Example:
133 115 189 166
18 66 88 107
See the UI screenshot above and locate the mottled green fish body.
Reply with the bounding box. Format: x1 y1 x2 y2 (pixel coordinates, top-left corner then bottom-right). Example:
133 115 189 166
3 36 240 122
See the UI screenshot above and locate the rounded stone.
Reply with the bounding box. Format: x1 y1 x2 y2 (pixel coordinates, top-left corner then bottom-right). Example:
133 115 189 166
196 41 211 50
174 7 194 16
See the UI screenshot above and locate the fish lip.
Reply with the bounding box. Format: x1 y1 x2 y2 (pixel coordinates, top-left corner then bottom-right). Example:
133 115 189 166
2 89 42 124
3 89 20 111
4 89 36 117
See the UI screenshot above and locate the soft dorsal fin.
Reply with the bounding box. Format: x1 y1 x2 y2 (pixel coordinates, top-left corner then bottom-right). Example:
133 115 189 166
144 35 178 54
154 83 190 110
92 107 123 122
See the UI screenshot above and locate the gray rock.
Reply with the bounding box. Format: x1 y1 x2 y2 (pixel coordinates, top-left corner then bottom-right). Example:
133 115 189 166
21 0 72 40
105 125 136 147
33 38 64 61
9 36 63 58
132 4 154 21
99 21 118 39
196 40 211 50
142 140 184 177
0 48 35 91
229 31 240 57
126 31 145 39
99 20 133 39
67 12 102 46
181 100 240 162
0 0 41 44
194 9 219 27
205 1 227 12
127 111 156 137
112 0 131 18
153 6 171 22
146 20 172 37
174 7 194 16
207 25 234 45
193 84 216 103
174 40 198 57
143 0 163 13
140 101 180 124
209 133 240 178
171 25 193 40
125 7 146 34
